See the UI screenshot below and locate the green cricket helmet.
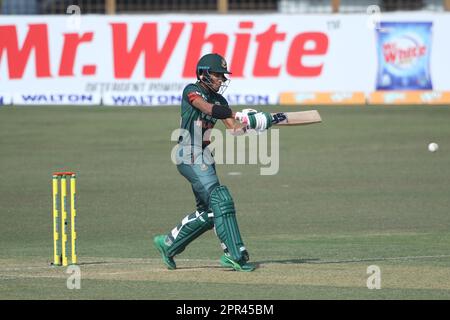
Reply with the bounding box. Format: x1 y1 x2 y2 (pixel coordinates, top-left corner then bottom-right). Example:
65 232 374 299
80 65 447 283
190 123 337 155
196 53 231 94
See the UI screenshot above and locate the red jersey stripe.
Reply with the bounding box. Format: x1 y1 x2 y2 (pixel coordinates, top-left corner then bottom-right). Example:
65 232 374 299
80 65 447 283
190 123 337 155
188 92 201 103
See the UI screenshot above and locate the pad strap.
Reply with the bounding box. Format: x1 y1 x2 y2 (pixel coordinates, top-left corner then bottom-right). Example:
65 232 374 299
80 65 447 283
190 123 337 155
166 210 214 257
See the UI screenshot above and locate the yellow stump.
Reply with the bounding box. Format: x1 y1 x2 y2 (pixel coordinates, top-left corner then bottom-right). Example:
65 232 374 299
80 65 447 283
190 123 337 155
70 174 77 265
61 176 68 267
52 175 61 266
52 171 78 266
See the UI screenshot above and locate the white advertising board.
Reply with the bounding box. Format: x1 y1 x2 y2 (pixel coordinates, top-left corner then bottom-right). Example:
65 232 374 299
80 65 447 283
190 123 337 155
0 13 448 105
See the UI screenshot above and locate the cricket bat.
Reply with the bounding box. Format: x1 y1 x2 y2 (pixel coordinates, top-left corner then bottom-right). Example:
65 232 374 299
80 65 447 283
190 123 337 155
271 110 322 126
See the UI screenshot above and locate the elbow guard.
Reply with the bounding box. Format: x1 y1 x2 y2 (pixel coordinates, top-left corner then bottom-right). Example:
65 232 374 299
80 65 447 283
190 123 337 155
211 105 232 119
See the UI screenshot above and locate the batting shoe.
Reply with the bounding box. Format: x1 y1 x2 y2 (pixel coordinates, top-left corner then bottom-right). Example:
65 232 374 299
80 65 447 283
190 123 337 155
153 235 176 270
220 254 255 272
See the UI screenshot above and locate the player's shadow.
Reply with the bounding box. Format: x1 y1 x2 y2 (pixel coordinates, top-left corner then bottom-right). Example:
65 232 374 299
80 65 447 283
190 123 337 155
173 258 326 271
177 265 224 270
76 261 112 266
214 259 321 271
255 258 320 265
177 258 321 270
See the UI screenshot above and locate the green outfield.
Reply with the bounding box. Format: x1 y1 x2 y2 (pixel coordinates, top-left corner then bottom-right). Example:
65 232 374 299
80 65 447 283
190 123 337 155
0 105 449 300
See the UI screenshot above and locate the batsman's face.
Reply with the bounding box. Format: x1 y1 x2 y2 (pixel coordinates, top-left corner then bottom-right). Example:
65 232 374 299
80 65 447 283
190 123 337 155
209 72 227 92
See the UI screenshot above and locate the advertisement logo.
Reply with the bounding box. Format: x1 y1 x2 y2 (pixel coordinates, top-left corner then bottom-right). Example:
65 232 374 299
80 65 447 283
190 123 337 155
376 22 432 90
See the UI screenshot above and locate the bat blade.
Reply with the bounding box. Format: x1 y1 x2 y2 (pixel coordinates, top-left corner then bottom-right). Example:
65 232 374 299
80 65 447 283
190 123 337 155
271 110 322 126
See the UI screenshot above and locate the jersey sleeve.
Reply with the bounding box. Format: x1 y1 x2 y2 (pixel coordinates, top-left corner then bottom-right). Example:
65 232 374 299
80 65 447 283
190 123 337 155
183 84 203 105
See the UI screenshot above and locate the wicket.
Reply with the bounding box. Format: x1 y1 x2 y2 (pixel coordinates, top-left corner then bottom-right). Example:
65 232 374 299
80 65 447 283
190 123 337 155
52 172 77 266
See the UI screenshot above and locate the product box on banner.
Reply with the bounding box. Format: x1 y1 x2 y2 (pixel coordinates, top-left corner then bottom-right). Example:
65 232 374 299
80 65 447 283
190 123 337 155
375 22 433 91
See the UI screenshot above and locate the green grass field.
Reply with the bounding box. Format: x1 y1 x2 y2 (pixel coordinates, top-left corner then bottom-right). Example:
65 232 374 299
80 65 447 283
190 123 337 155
1 105 449 300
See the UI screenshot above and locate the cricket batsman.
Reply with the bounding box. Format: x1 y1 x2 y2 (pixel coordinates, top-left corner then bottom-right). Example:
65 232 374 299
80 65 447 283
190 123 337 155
153 53 273 272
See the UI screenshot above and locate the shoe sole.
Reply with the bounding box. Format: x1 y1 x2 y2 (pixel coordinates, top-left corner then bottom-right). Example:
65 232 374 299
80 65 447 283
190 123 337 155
221 255 255 272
